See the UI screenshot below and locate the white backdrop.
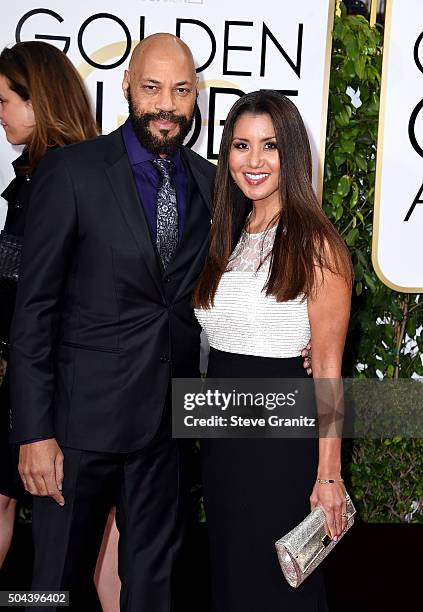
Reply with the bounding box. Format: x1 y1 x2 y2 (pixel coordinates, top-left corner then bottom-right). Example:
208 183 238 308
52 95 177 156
0 0 335 228
373 0 423 291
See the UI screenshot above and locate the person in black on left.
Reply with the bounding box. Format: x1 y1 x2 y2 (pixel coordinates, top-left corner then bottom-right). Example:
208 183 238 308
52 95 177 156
0 41 98 569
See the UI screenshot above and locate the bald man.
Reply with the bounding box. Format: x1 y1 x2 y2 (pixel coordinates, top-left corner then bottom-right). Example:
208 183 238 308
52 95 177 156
9 34 215 611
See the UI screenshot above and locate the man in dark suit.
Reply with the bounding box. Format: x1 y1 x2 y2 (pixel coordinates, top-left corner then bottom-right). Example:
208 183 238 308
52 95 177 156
9 33 214 611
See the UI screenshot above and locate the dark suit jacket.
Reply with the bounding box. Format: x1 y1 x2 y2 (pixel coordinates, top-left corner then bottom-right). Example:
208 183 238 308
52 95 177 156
9 128 215 452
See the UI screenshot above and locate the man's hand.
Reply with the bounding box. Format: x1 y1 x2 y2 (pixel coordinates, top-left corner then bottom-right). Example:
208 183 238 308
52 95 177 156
19 439 65 506
301 341 312 375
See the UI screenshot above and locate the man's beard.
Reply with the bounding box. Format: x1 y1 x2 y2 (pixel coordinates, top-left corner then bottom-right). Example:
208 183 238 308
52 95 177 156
127 88 195 156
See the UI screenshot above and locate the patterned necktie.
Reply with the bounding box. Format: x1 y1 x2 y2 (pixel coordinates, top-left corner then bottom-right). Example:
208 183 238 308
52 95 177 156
152 158 179 269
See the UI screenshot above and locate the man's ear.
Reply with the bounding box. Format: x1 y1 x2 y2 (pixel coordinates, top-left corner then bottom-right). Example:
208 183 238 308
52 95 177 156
122 70 130 100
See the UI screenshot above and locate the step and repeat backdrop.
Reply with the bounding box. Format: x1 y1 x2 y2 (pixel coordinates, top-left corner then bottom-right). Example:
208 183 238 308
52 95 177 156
0 0 334 227
373 0 423 292
1 1 421 292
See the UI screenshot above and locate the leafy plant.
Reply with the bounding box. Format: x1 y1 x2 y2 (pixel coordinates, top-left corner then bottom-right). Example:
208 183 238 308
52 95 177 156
350 437 423 522
324 3 423 522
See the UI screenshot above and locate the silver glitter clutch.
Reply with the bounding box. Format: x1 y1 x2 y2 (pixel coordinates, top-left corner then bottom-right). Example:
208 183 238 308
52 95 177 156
275 492 356 587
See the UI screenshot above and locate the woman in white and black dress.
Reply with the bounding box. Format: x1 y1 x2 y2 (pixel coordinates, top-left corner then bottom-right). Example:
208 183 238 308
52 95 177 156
193 91 352 611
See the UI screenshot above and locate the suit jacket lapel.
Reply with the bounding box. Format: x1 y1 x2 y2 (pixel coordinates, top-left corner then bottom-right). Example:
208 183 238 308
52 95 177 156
168 148 213 301
104 130 164 299
180 147 213 216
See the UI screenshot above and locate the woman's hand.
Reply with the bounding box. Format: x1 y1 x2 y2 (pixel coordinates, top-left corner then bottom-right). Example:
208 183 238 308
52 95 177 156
300 341 312 375
310 481 347 540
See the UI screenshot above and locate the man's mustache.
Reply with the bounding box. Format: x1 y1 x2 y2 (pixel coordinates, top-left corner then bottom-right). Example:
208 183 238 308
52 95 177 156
141 111 187 127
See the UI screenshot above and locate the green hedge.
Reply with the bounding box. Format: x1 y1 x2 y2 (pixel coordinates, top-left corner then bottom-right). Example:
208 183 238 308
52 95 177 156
324 4 423 523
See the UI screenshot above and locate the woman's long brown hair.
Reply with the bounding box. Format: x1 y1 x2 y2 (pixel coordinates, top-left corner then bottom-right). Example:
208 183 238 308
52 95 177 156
0 41 98 172
193 90 353 308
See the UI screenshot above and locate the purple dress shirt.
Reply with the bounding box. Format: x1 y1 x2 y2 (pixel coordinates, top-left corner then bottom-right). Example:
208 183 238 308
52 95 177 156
121 119 188 240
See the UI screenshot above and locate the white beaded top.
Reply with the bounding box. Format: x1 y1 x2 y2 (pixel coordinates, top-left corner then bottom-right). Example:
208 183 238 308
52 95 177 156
195 226 311 358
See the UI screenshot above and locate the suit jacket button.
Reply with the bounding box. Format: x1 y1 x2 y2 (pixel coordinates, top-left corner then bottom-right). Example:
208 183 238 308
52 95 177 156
163 276 171 283
160 354 169 363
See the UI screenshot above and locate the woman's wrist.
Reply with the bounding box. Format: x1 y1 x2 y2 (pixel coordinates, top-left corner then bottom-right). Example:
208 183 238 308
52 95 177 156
316 468 342 480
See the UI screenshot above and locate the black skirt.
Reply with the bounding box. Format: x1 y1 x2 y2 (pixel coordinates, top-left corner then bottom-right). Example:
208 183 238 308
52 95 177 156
0 373 23 499
200 348 328 612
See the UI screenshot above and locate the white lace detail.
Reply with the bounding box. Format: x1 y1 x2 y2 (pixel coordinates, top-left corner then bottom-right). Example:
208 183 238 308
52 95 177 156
227 226 276 273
